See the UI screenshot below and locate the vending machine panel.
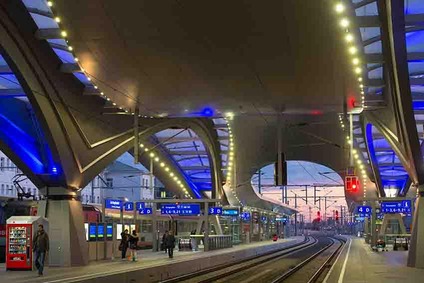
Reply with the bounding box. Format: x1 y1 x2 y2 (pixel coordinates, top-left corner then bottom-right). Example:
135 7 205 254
6 224 32 270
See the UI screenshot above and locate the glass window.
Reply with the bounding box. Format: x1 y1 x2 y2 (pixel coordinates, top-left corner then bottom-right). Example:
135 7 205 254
1 184 4 195
106 178 113 188
0 157 4 171
6 185 9 195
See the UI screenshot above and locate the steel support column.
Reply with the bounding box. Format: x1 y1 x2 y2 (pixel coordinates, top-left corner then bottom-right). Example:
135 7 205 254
376 0 424 268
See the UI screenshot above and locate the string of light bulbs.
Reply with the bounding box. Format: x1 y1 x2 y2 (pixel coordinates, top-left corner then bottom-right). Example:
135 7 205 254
334 1 366 109
45 1 152 117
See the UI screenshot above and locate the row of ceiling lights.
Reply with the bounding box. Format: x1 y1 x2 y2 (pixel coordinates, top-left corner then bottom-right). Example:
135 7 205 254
46 1 156 118
338 115 367 197
47 1 193 198
139 143 193 199
224 114 242 206
334 2 366 109
335 2 367 198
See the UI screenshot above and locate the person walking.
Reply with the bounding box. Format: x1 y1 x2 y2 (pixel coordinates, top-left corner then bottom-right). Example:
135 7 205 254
33 224 49 276
166 230 176 259
120 229 130 260
162 230 169 253
129 230 139 262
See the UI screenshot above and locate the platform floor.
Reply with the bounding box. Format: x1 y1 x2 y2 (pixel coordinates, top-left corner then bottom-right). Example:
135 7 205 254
325 237 424 283
0 237 304 283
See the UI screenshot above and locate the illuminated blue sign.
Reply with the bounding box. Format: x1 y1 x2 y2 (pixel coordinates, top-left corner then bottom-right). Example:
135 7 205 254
105 199 122 210
89 223 97 241
381 200 412 213
241 212 251 221
209 207 223 215
106 224 113 239
124 202 134 211
222 209 239 216
97 224 104 240
357 206 371 217
161 204 200 216
138 208 153 215
136 202 145 210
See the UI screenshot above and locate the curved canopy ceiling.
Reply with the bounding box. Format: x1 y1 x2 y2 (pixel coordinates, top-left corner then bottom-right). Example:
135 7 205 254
153 128 213 198
25 0 356 118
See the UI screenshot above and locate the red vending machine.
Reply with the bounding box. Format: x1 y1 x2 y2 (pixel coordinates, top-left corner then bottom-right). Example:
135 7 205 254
6 216 48 270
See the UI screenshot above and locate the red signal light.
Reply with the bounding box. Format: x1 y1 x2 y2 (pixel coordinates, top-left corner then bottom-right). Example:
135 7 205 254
345 176 359 192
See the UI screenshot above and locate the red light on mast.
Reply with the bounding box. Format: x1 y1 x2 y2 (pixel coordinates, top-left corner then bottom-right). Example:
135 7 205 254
345 176 359 192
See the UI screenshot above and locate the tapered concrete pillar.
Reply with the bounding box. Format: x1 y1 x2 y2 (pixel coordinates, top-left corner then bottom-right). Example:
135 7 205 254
37 187 88 267
408 192 424 268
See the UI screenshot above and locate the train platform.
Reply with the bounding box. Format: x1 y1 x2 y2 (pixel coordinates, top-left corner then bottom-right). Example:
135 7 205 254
0 236 305 283
324 236 424 283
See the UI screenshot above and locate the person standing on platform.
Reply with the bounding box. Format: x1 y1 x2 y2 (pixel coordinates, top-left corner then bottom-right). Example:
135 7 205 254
129 230 139 262
166 230 176 259
33 224 49 276
162 230 169 253
120 229 130 260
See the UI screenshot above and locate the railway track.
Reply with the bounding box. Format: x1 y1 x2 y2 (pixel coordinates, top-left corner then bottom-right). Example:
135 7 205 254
271 236 346 283
161 235 346 283
160 236 317 283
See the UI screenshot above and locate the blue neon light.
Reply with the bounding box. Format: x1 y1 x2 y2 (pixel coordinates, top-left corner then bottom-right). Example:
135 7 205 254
366 124 409 194
201 107 214 117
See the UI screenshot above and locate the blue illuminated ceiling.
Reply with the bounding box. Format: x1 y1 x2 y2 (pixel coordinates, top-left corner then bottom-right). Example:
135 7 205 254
351 0 424 195
153 128 213 198
0 53 56 175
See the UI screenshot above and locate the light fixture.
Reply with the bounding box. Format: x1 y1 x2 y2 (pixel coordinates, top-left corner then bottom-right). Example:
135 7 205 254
352 58 359 65
160 162 165 167
68 46 73 51
144 148 149 152
335 3 345 13
61 30 67 37
47 1 53 7
154 157 160 162
345 34 354 42
55 17 61 23
340 18 349 28
354 67 362 74
349 46 357 54
358 77 363 82
165 167 170 172
170 172 174 177
149 152 155 158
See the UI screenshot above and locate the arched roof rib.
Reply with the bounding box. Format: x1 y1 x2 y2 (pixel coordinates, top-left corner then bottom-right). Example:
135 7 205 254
152 128 213 198
351 0 424 196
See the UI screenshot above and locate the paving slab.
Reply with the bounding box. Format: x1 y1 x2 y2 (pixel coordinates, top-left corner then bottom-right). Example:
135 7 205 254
0 236 305 283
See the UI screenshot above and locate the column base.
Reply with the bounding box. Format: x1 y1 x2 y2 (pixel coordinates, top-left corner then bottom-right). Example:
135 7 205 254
408 196 424 268
37 198 88 267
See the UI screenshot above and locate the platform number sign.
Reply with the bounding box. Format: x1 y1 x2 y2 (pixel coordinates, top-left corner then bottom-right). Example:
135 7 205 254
138 208 152 215
209 207 223 215
357 206 371 217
